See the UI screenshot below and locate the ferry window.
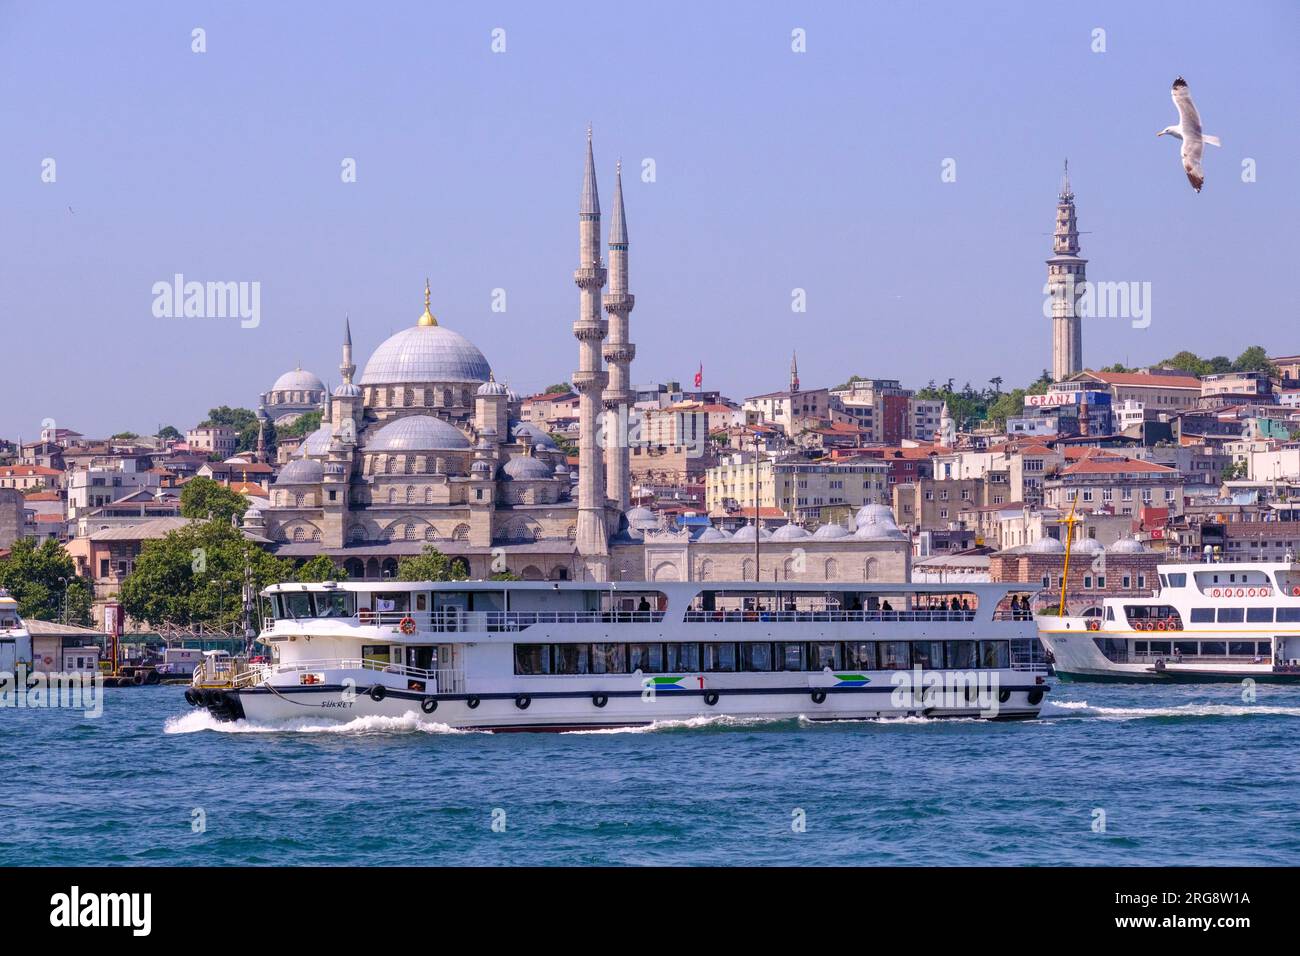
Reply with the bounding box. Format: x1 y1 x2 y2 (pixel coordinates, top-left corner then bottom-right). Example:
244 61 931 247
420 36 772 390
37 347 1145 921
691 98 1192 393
627 643 664 673
362 645 392 666
1105 607 1115 621
1134 641 1148 654
553 644 590 675
1228 642 1255 656
285 593 313 618
1159 574 1167 587
844 642 876 669
946 641 977 669
911 641 945 669
879 642 909 670
704 643 737 672
514 644 551 675
1217 608 1245 623
591 643 627 674
776 643 806 671
1246 607 1274 623
1167 573 1187 587
1200 642 1226 656
1189 608 1214 623
666 643 701 672
316 591 352 618
1257 642 1273 656
740 642 773 672
1174 641 1198 656
1148 641 1171 655
1277 608 1300 623
809 642 840 670
979 641 1010 669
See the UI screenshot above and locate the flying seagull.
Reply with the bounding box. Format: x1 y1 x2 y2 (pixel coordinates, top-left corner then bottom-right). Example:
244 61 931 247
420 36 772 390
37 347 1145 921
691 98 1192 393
1158 76 1221 192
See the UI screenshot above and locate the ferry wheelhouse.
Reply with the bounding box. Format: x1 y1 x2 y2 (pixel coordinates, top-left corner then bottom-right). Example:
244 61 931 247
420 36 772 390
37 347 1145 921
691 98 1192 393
1038 561 1300 682
0 590 33 675
188 580 1051 729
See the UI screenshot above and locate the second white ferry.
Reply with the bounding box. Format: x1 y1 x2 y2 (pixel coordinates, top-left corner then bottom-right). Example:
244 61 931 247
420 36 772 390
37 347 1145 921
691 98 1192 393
188 579 1052 729
1039 560 1300 682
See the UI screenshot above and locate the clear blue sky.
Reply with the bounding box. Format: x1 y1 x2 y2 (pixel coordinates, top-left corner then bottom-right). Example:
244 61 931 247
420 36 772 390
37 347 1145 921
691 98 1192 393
2 0 1297 439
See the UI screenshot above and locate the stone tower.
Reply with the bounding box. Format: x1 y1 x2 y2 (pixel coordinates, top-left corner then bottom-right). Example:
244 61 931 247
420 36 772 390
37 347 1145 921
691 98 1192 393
572 128 610 575
1048 160 1086 382
602 160 636 513
790 351 800 394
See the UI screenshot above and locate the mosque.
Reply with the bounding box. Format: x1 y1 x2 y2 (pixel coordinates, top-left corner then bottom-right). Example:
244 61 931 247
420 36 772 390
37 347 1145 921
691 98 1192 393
243 132 911 584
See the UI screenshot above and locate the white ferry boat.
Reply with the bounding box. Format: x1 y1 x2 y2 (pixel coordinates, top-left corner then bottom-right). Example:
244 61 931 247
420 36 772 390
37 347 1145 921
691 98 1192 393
0 589 33 675
1038 561 1300 682
187 580 1052 729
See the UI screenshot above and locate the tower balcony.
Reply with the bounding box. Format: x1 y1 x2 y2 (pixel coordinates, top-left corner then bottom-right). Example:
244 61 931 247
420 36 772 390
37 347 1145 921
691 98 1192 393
602 343 637 363
602 292 635 313
572 320 608 341
573 266 607 290
571 370 608 393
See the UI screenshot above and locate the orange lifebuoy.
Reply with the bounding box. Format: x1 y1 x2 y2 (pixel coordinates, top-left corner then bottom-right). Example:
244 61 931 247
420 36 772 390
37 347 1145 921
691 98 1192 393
1211 588 1220 598
399 616 417 636
1157 620 1167 631
1087 619 1100 631
1292 587 1300 597
1236 588 1245 598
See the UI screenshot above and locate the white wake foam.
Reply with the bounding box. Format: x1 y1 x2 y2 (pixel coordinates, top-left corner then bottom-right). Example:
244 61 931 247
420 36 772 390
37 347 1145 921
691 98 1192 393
1041 698 1300 721
163 709 478 735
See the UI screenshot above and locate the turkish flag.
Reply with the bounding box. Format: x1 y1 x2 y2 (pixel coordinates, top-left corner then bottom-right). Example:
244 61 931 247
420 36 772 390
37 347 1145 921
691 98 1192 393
694 363 702 389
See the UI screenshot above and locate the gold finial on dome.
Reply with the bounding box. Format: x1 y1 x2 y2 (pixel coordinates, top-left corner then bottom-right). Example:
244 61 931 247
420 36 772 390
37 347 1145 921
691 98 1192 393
418 277 437 327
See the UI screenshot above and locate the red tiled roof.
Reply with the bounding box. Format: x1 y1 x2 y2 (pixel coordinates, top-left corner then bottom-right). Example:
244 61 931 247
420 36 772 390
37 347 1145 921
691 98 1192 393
0 465 62 477
23 491 61 501
1060 457 1178 476
1084 371 1202 390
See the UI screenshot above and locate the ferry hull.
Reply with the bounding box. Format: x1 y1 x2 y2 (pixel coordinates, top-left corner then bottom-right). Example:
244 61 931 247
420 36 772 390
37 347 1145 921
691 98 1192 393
192 682 1049 729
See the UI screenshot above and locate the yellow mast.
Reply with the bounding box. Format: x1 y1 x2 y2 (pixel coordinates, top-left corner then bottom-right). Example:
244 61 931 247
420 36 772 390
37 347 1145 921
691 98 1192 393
1058 498 1082 616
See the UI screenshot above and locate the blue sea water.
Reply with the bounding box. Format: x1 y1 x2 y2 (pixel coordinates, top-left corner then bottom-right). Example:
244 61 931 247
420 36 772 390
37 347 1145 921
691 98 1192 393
2 682 1298 866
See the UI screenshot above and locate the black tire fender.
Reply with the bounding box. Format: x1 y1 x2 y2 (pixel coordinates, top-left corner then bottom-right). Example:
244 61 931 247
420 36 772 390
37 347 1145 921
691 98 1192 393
184 689 197 706
810 689 827 704
466 696 481 709
703 691 720 707
1027 688 1045 706
420 697 438 714
998 689 1011 704
515 695 531 710
368 684 386 703
592 693 608 708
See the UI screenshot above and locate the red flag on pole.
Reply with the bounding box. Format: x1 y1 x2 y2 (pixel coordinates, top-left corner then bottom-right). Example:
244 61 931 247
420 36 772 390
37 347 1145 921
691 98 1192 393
694 363 703 390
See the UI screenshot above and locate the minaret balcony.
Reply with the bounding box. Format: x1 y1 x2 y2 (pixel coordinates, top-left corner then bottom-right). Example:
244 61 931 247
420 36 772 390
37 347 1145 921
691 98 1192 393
602 344 637 363
571 370 608 393
573 266 607 289
572 320 608 341
602 292 635 312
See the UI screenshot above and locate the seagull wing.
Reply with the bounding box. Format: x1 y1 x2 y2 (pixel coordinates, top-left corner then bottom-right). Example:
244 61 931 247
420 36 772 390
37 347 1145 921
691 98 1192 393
1172 79 1205 192
1171 78 1202 137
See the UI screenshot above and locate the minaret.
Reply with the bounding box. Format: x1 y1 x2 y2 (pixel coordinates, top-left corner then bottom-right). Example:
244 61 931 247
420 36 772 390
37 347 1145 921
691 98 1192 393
790 351 800 394
1048 160 1086 382
939 402 956 448
602 159 636 513
339 315 356 383
572 127 610 574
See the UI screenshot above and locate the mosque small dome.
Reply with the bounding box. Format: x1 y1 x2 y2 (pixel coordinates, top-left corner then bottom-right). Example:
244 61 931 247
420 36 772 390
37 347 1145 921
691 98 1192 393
854 503 894 525
854 508 908 541
275 459 324 485
1073 537 1104 554
509 420 558 450
732 524 773 542
812 523 852 539
365 415 471 452
1109 537 1148 554
334 382 362 398
1027 536 1066 553
297 423 333 457
477 376 508 396
771 523 811 541
270 367 326 393
695 526 730 543
498 456 554 481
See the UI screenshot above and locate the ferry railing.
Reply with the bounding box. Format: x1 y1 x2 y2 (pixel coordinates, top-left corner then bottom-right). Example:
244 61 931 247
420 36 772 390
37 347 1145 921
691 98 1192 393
681 609 980 624
239 657 466 692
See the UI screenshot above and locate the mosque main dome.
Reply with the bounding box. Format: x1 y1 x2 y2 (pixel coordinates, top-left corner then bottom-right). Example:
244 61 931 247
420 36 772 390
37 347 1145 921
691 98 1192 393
358 283 491 386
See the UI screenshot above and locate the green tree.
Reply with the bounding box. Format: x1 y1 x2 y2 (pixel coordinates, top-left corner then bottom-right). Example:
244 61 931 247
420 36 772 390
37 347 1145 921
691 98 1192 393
118 521 293 629
157 424 182 442
111 431 140 440
200 406 258 432
397 546 471 582
543 382 572 394
0 539 93 624
275 412 319 440
295 555 345 582
1232 346 1278 377
180 476 250 523
986 389 1027 428
1160 350 1211 376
